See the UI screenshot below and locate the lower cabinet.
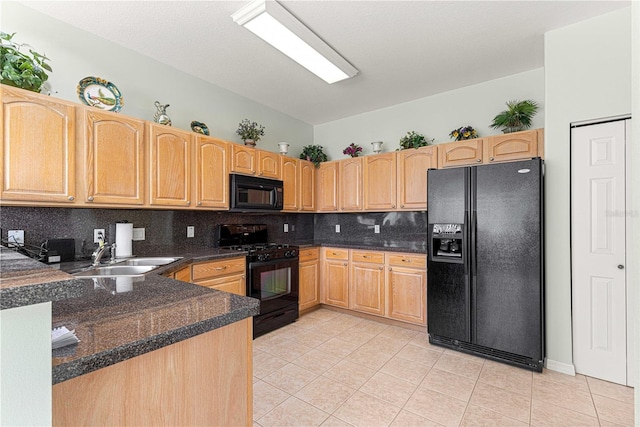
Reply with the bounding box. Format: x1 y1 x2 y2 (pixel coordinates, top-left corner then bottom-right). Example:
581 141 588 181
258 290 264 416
321 247 427 326
189 257 246 296
299 247 320 311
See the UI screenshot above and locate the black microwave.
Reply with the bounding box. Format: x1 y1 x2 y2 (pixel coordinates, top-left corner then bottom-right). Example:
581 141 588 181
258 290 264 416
229 174 283 212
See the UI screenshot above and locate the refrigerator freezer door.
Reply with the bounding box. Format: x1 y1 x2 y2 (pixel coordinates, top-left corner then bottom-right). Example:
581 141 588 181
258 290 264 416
472 158 543 360
427 168 467 224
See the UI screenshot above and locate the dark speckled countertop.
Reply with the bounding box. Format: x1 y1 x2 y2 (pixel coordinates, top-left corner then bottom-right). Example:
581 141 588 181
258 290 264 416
296 241 428 254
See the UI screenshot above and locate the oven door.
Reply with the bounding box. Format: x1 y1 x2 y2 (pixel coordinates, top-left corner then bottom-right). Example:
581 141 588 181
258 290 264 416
248 258 299 314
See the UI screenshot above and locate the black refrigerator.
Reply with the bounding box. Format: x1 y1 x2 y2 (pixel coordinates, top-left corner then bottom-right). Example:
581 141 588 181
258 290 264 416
427 158 544 371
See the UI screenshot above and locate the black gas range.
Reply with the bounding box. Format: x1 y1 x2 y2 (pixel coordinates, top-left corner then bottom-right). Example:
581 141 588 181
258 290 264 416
216 224 299 337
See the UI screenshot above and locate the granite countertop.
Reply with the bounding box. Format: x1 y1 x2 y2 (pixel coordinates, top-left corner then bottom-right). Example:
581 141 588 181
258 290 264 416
296 241 428 254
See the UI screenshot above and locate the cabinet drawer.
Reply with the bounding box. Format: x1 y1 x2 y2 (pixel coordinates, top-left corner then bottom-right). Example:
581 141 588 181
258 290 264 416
192 257 245 281
195 273 245 296
324 248 349 260
351 250 384 264
387 253 426 269
299 247 319 262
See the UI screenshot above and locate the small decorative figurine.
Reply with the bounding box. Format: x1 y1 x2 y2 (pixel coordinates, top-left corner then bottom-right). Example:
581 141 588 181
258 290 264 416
153 101 172 126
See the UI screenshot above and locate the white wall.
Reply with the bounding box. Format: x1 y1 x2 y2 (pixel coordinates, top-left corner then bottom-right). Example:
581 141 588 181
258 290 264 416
1 2 313 155
314 69 544 160
544 8 632 371
631 1 640 417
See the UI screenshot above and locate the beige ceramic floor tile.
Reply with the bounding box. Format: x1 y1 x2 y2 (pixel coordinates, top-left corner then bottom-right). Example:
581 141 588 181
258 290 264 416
316 337 360 359
257 396 330 427
323 359 377 389
442 348 486 363
262 362 318 394
460 404 529 427
292 348 339 375
320 415 355 426
433 352 484 380
254 333 291 352
389 410 442 427
586 376 635 404
537 368 590 393
359 371 418 407
395 343 442 366
253 349 291 379
380 355 432 385
365 335 410 353
404 388 467 426
469 381 531 423
253 380 291 420
259 338 314 362
478 360 533 397
295 376 357 413
530 399 599 427
305 308 341 322
333 391 401 427
354 318 391 335
532 376 596 417
378 324 419 342
336 327 376 346
294 314 330 330
289 328 337 348
592 393 635 426
409 332 441 349
421 368 477 402
344 343 396 370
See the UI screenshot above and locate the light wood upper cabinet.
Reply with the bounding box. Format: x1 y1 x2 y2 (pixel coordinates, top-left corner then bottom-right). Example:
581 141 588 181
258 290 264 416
321 248 349 308
397 146 437 210
484 129 542 163
194 136 228 209
230 144 256 175
350 250 385 316
148 123 193 207
281 156 299 211
339 157 363 211
316 161 339 212
1 85 76 203
82 109 145 205
364 152 397 211
387 253 427 325
257 150 280 179
438 138 484 168
299 247 320 311
299 160 316 211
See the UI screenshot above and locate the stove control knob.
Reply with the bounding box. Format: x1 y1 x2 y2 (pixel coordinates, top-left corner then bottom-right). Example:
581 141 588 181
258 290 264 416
257 254 265 262
264 253 270 260
286 250 297 258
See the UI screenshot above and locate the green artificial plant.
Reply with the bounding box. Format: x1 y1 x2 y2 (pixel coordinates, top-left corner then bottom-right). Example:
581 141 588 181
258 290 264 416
0 32 52 93
300 145 328 168
490 99 539 133
399 131 434 150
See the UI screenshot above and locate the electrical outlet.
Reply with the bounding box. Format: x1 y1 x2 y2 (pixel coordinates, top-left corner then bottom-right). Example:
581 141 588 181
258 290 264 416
187 226 195 238
374 224 380 234
132 228 145 241
284 223 289 233
94 229 105 243
335 224 340 233
291 224 295 232
8 230 24 247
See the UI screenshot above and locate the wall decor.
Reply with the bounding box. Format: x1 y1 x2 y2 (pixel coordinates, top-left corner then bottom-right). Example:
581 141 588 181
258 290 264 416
77 76 123 112
153 101 172 126
191 121 210 135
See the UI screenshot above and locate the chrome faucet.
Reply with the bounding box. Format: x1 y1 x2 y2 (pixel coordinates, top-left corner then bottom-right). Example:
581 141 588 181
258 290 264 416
92 232 116 266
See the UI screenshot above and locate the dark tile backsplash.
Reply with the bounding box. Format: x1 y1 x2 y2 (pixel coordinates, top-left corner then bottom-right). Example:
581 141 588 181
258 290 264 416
0 207 314 258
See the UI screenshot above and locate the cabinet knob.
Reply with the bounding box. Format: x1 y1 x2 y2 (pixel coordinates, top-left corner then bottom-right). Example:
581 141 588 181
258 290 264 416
476 159 482 163
187 201 191 205
363 255 370 259
389 267 392 271
392 204 396 208
618 264 625 269
343 263 347 266
215 266 227 270
379 266 383 270
489 157 494 161
197 201 202 206
87 196 94 202
68 196 75 201
402 259 411 263
400 204 404 208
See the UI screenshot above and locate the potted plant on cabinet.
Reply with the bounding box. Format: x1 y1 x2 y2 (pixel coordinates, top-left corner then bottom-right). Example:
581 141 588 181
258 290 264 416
236 119 265 146
490 99 539 133
449 125 478 141
300 145 328 168
399 131 434 150
0 32 52 93
342 143 362 158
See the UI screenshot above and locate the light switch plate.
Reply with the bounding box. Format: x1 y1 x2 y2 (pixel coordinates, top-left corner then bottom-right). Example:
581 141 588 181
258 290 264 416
284 223 289 233
187 226 195 238
132 228 145 241
335 224 340 233
374 224 380 234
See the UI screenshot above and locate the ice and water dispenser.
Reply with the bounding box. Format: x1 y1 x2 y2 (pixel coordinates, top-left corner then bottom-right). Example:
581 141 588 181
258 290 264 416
430 223 463 263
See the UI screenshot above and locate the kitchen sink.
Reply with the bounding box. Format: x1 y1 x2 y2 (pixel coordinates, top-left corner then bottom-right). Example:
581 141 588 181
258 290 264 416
122 257 182 266
73 265 156 277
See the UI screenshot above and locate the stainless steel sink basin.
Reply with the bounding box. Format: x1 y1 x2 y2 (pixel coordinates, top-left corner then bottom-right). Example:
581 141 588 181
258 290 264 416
73 265 156 277
122 257 181 266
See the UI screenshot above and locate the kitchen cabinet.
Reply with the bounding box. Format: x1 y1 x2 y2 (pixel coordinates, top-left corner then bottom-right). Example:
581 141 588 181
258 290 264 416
82 108 145 205
387 253 427 325
230 144 256 175
257 150 281 179
321 248 349 308
191 257 246 296
484 129 543 163
172 265 192 282
316 161 339 212
438 138 484 168
281 156 299 211
350 250 385 316
194 136 228 209
339 157 363 211
397 145 438 210
148 123 193 207
299 159 316 211
299 247 320 312
1 85 77 204
364 152 397 211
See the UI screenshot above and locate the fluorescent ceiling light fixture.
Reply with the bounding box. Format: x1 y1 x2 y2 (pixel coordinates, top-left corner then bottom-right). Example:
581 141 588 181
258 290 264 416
232 0 358 84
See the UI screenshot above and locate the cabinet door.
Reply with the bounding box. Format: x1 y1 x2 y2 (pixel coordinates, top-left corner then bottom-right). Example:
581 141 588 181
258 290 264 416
299 160 316 211
299 257 320 311
388 266 426 325
194 136 228 209
364 153 397 211
322 248 349 308
1 86 76 203
397 146 437 210
257 150 280 179
230 144 256 175
281 156 299 211
438 139 484 168
350 251 385 316
196 273 246 296
484 129 539 163
149 124 193 207
339 157 363 211
316 161 339 212
83 109 145 205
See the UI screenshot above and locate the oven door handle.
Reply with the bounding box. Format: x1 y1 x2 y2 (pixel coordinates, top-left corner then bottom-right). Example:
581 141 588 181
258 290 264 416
248 258 299 269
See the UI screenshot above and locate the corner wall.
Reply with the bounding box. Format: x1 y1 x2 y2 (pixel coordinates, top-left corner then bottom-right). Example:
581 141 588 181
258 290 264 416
544 7 632 371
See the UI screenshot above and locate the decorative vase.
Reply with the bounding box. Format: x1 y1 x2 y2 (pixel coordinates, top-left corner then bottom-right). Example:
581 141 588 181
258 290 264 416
278 142 289 155
371 141 383 154
244 139 256 147
153 101 172 126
